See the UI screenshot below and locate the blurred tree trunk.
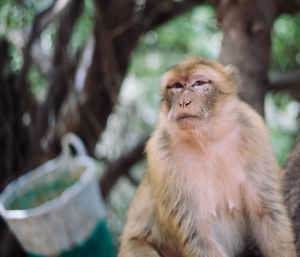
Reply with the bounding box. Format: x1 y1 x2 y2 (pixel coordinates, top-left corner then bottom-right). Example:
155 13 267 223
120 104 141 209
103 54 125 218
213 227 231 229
215 0 276 116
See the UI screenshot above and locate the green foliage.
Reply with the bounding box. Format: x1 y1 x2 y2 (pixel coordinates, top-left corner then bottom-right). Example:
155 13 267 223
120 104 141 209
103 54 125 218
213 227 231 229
269 14 300 164
7 43 23 73
28 65 48 97
131 5 221 79
0 0 52 94
0 0 55 75
271 12 300 71
0 0 33 75
69 0 94 56
0 1 35 31
1 2 299 167
40 22 58 55
265 91 299 165
0 0 95 98
271 128 297 165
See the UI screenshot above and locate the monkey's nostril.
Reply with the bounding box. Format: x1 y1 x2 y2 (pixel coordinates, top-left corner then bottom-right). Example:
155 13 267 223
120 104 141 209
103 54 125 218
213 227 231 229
179 100 191 107
185 101 192 107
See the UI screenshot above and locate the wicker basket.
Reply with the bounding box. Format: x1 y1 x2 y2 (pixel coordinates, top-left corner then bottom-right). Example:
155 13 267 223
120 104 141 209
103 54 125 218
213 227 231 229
0 133 115 257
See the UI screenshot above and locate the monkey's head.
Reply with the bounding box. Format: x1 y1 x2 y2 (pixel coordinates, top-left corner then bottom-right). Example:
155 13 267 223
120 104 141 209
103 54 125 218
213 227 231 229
160 56 238 129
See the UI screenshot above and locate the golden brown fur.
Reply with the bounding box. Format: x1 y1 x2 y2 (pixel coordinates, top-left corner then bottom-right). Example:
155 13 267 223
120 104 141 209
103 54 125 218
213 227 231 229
118 56 296 257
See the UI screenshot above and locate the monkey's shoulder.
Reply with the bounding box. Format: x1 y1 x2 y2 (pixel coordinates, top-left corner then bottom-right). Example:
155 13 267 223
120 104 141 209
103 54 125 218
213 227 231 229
234 100 278 170
235 101 267 131
235 101 271 144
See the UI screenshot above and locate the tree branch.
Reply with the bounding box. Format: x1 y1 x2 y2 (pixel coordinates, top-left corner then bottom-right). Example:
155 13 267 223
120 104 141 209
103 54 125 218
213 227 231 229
44 3 123 156
16 0 73 91
44 0 204 179
268 70 300 100
31 42 53 75
0 39 9 75
100 136 148 199
26 0 84 170
125 173 140 187
269 70 300 90
146 0 205 30
39 0 75 31
276 0 300 15
37 0 83 140
109 0 204 76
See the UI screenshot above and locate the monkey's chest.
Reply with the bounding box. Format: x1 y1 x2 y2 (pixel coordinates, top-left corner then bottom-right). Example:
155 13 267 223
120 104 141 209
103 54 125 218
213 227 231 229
174 152 247 218
170 155 248 254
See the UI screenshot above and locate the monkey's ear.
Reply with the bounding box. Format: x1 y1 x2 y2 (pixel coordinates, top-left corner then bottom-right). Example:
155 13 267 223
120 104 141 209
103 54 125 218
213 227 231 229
224 65 240 94
224 65 239 81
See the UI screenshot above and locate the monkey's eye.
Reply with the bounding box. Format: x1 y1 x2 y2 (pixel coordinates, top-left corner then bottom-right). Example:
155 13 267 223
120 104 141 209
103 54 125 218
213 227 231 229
193 80 206 88
173 82 183 89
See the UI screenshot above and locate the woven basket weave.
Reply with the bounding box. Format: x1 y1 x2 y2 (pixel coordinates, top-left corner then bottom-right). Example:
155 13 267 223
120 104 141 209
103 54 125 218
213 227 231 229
0 134 112 257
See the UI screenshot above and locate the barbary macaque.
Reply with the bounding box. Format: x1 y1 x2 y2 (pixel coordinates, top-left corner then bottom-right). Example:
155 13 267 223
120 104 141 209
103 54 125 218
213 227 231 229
118 56 296 257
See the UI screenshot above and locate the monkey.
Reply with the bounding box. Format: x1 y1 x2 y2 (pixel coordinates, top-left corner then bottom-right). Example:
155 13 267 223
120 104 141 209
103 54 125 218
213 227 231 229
118 56 297 257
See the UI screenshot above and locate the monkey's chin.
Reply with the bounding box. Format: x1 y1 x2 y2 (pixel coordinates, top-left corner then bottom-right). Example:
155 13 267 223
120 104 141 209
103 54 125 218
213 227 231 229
176 115 200 129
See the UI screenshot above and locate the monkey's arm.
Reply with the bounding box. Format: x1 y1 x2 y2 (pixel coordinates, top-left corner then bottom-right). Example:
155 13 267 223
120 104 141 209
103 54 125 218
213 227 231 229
118 177 165 257
244 147 296 257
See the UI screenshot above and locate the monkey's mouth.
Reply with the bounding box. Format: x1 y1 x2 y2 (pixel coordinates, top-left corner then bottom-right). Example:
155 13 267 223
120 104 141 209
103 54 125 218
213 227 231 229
176 115 200 121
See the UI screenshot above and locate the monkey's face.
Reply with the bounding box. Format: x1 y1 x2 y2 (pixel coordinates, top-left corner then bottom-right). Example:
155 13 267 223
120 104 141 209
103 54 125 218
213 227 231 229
161 57 236 130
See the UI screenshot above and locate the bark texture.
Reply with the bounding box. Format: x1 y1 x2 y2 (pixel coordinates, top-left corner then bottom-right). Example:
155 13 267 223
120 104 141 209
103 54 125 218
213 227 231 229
37 0 202 160
215 0 276 115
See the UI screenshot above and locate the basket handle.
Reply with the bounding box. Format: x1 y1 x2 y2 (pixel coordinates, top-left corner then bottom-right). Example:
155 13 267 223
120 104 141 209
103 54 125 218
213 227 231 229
61 133 87 162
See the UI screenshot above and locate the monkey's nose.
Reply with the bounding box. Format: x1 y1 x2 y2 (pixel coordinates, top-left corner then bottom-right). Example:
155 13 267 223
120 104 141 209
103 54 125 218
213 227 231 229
179 99 192 108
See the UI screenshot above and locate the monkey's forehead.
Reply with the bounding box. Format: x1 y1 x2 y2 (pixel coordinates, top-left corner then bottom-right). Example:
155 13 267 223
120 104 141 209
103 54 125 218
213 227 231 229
161 63 226 87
